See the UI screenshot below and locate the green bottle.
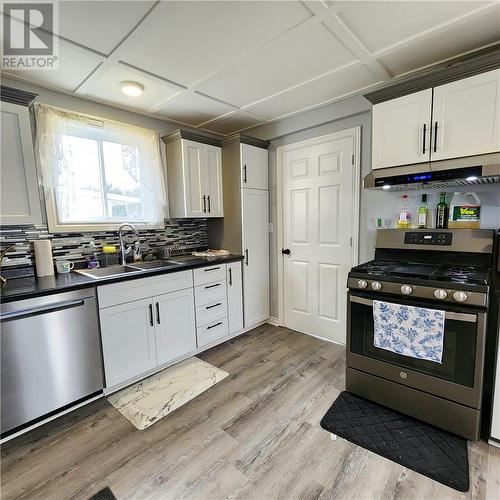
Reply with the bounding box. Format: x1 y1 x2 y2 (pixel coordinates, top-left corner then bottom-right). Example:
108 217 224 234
435 192 448 229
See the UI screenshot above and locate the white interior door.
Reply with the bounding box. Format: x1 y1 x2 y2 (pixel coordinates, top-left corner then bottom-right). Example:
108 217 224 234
282 131 359 344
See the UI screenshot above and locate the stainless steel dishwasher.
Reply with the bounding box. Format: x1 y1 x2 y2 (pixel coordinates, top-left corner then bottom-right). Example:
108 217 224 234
1 288 104 435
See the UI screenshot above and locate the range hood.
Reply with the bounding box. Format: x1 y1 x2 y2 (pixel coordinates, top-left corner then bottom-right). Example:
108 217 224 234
363 152 500 191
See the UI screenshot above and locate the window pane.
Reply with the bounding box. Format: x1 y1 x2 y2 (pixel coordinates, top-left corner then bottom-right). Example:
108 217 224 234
102 141 143 220
56 135 104 222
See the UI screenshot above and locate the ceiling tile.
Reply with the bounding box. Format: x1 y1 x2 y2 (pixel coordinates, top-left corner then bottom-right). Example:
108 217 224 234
197 21 358 107
2 39 102 92
202 113 264 135
246 65 380 120
82 65 180 111
154 92 235 126
335 1 493 53
378 5 500 77
121 1 312 87
57 1 155 55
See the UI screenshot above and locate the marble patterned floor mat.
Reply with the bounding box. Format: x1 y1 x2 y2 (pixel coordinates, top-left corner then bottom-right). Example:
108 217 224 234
107 357 229 430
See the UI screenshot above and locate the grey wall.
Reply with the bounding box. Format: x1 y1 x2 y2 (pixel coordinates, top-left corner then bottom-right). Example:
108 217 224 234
246 95 500 319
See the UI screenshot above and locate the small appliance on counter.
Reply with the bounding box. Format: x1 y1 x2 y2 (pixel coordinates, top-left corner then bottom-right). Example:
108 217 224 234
346 228 495 440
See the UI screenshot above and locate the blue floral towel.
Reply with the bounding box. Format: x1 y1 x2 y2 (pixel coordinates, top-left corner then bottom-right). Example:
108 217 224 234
373 300 445 363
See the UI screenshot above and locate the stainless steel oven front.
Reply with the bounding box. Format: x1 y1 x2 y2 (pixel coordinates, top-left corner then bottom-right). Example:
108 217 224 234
347 292 488 409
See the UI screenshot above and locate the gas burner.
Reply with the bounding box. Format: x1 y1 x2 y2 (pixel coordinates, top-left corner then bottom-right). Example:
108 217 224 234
434 265 490 286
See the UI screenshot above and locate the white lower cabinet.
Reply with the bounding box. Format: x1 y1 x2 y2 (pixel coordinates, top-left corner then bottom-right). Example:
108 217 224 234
154 289 196 366
197 317 229 348
227 261 244 334
99 298 157 388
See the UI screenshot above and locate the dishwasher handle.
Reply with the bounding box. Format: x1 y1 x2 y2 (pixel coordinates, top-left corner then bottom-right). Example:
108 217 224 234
1 298 89 321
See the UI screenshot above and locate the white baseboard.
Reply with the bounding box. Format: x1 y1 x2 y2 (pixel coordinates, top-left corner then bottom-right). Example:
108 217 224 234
267 316 280 326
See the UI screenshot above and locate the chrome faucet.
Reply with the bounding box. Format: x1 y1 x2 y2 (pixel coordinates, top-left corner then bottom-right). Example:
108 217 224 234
118 223 139 266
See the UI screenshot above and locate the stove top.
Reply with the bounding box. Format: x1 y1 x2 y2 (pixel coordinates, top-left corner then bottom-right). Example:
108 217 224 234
351 260 490 286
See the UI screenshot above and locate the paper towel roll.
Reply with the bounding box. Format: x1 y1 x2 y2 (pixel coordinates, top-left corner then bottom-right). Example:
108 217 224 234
33 239 54 277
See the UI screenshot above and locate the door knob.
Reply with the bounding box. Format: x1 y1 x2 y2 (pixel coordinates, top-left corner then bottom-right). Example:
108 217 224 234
282 248 291 255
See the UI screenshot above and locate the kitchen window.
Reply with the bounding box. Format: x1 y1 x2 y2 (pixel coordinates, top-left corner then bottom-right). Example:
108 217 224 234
36 104 167 232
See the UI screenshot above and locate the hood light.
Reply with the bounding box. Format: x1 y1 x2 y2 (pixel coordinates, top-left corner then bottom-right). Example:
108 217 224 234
121 81 144 97
382 184 391 190
466 176 478 182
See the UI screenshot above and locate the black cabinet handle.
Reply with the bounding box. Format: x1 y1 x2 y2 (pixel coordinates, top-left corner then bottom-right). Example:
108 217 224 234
202 195 206 213
245 249 249 266
204 266 220 272
207 321 222 330
243 164 247 183
155 302 160 324
207 195 211 213
422 123 427 154
433 122 438 153
228 267 232 286
205 283 221 289
282 248 291 255
149 304 154 326
206 302 222 310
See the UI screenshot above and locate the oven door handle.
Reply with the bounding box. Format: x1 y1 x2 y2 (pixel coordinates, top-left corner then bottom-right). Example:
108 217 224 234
349 295 478 323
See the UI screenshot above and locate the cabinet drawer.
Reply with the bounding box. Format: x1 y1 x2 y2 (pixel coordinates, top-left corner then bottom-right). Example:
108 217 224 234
193 265 226 286
98 270 193 308
194 280 226 306
197 317 229 348
196 298 227 327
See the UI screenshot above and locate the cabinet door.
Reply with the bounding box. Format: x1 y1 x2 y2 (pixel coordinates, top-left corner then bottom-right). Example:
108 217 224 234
1 102 42 225
204 144 223 217
100 299 157 388
182 139 206 217
227 261 244 334
372 89 432 169
241 143 268 189
154 288 196 366
242 189 270 327
431 69 500 161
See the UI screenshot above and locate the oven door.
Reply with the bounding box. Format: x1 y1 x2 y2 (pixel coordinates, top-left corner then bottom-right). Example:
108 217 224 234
347 292 487 408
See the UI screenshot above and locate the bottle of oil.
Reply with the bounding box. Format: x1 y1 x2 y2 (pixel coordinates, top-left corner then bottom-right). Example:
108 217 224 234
397 194 411 229
435 192 448 229
418 194 428 228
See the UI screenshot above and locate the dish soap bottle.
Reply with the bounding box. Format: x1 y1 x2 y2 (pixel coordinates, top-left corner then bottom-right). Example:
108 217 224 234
397 195 411 229
436 192 449 229
418 194 428 228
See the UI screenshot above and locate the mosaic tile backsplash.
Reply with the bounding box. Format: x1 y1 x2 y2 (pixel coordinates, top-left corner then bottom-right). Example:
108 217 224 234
0 219 208 269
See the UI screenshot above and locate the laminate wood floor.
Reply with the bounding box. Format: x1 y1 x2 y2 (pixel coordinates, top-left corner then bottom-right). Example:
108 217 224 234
2 324 499 500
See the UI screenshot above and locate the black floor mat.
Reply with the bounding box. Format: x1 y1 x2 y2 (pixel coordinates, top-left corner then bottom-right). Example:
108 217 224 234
320 391 469 492
89 487 117 500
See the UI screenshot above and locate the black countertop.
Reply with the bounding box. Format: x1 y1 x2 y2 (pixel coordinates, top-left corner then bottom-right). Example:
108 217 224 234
0 254 244 303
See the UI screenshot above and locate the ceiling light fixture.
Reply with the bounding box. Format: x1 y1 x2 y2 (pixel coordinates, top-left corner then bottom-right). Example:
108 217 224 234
121 81 144 97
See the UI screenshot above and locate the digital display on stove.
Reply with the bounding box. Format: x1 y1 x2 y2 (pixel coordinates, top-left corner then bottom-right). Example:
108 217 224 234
404 232 453 246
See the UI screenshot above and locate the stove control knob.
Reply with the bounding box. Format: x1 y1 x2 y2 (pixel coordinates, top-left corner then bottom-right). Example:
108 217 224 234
371 281 382 291
401 285 413 295
453 291 468 303
357 280 368 289
434 289 448 300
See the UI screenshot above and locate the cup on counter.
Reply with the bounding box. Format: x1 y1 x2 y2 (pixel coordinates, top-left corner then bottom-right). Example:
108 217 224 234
56 260 74 274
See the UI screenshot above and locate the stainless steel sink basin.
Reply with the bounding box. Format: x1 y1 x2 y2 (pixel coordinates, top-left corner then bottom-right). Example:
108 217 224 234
128 260 186 270
74 265 145 279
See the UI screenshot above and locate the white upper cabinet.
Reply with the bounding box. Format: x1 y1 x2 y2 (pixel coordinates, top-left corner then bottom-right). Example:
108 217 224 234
372 89 432 169
165 133 223 218
431 69 500 161
240 143 268 189
1 102 43 225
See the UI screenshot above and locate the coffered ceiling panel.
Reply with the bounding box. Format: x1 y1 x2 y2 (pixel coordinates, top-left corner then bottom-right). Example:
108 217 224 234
196 21 358 107
82 65 180 110
378 5 500 77
57 1 155 55
334 1 493 53
121 1 313 87
246 65 380 120
201 112 265 135
154 92 236 126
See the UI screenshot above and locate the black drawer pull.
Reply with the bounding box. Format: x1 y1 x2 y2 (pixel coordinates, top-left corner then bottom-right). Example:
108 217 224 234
148 303 154 326
204 266 220 272
206 302 222 310
207 321 222 330
228 267 232 286
205 283 221 289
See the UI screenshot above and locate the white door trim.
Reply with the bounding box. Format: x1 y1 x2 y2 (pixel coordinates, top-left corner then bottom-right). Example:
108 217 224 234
276 127 361 334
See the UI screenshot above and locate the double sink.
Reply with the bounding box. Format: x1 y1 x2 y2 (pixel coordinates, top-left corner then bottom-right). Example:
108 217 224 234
74 257 199 280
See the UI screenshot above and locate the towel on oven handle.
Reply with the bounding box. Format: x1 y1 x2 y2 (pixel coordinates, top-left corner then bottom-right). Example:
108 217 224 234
373 300 445 363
